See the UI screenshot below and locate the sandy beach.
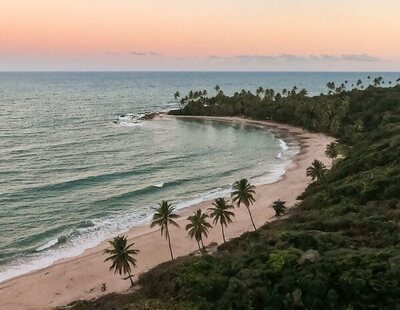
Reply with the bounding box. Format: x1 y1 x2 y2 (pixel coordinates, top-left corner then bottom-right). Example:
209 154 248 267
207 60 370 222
0 116 333 310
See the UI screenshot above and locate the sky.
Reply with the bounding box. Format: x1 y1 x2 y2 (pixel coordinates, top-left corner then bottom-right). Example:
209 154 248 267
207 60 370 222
1 0 400 71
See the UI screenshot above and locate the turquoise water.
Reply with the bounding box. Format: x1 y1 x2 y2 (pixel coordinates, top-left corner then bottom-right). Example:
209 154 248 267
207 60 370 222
0 71 398 282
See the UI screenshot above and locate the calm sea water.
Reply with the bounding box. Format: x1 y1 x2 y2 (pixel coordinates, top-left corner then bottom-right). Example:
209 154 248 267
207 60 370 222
0 72 398 282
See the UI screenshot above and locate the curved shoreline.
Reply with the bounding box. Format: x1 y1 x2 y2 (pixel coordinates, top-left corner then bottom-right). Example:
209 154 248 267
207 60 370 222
0 116 334 310
0 116 295 284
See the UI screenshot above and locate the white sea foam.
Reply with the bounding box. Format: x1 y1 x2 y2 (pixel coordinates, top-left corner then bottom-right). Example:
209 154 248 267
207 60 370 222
116 121 142 127
112 113 143 127
35 238 59 252
152 182 164 188
0 209 152 283
250 165 287 186
279 138 289 151
276 138 290 159
0 183 237 282
175 187 232 210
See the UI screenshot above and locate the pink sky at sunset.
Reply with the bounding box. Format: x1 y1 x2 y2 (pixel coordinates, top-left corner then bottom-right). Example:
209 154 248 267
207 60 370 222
1 0 399 71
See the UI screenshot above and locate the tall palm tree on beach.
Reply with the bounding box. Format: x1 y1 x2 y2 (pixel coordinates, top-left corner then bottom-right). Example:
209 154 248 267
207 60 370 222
325 142 338 165
214 85 220 92
104 236 139 287
306 160 328 181
186 209 212 253
231 178 257 230
174 91 180 100
208 198 235 243
151 200 180 260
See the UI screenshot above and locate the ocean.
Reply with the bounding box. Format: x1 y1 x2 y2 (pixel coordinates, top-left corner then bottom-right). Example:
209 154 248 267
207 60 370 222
0 71 398 282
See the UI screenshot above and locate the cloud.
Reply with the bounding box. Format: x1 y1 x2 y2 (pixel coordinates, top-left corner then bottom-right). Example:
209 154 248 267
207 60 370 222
341 54 382 62
105 52 119 56
130 51 161 56
212 53 383 62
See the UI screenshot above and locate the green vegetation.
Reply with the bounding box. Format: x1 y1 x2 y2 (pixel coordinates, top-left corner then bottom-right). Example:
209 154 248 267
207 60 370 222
151 200 180 260
208 198 235 243
325 142 338 164
231 178 257 230
104 236 139 287
68 84 400 309
306 159 328 181
271 199 287 217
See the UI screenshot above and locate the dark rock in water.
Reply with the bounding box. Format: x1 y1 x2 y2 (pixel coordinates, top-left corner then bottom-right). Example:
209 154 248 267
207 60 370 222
139 112 158 120
58 235 68 243
168 109 182 115
112 120 118 124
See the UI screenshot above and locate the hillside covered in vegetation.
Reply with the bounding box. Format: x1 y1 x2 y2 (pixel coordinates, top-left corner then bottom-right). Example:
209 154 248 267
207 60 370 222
67 85 400 309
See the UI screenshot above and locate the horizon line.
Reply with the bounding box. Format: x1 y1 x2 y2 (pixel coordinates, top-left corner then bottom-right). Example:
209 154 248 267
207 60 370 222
1 70 399 73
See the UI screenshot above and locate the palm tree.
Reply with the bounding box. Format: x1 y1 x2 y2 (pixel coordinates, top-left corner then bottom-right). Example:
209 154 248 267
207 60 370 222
150 200 180 260
186 209 212 253
306 160 328 181
208 198 235 243
271 200 286 216
256 86 264 97
265 88 275 100
325 142 338 164
326 82 335 93
231 178 257 230
299 88 308 96
104 236 139 287
174 91 180 100
373 76 383 87
214 84 220 92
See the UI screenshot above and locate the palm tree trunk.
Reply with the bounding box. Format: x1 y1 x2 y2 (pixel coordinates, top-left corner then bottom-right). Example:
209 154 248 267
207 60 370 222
200 238 205 253
221 223 226 243
127 270 134 287
246 206 257 230
197 239 201 253
166 228 174 260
